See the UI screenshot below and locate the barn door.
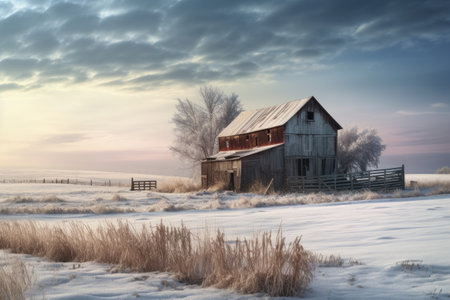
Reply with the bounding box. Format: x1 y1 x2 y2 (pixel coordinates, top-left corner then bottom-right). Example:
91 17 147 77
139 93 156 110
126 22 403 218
201 175 208 189
227 170 235 191
297 159 310 176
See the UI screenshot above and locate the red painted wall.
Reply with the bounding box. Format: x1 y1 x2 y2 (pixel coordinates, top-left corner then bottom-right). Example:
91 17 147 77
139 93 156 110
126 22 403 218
218 126 284 151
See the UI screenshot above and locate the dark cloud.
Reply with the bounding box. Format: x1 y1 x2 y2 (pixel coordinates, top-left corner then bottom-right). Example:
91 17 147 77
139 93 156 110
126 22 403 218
0 83 22 92
100 10 162 34
0 0 449 92
0 58 39 79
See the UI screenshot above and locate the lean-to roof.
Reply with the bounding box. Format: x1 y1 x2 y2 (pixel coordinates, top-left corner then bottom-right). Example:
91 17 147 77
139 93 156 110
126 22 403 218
205 144 283 161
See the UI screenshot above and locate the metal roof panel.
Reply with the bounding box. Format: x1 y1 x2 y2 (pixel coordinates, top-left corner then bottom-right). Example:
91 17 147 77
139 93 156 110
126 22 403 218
218 97 312 137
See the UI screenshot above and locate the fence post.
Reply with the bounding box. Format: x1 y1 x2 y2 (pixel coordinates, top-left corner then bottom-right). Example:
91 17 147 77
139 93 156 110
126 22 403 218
401 164 405 189
131 178 134 191
350 173 353 191
368 171 371 190
383 169 386 191
334 173 337 190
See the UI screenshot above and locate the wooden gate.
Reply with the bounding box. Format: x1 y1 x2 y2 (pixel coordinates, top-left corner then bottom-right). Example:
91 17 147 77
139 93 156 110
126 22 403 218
130 178 157 191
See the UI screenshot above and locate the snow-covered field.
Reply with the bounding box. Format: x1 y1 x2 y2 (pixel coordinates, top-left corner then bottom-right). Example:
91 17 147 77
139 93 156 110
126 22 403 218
1 170 450 299
0 168 181 186
406 174 450 186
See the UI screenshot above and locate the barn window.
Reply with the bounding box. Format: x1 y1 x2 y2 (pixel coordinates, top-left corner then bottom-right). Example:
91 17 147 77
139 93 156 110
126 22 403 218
245 135 249 141
255 137 258 146
266 129 271 142
225 140 230 149
307 111 315 121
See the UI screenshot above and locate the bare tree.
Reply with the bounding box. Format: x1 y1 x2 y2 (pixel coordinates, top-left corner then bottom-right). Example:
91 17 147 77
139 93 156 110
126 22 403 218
170 86 242 166
338 127 386 173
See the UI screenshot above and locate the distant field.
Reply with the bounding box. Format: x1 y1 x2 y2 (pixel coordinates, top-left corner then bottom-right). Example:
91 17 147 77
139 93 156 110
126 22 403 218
406 173 450 185
0 168 184 186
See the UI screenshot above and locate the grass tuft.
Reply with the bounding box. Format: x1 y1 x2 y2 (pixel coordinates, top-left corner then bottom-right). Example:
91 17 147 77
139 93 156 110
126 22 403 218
156 178 201 193
0 257 35 300
313 253 344 267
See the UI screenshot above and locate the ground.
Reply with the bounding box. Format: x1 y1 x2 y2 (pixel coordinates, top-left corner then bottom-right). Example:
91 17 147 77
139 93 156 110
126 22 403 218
1 170 449 299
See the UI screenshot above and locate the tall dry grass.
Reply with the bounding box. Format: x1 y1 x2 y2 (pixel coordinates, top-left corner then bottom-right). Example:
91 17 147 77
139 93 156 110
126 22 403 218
0 257 34 300
0 221 313 297
156 178 201 193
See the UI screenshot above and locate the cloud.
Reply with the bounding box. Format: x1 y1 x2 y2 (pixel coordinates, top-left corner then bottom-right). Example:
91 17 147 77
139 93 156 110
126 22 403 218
432 102 448 108
0 83 22 92
396 110 442 116
41 133 88 145
0 0 449 91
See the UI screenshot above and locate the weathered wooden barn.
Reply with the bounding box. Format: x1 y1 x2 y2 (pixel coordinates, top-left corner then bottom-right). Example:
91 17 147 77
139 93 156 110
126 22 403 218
201 96 342 191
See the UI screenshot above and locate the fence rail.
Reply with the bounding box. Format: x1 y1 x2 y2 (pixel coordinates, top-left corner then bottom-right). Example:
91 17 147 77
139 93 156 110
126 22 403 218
287 165 405 193
130 178 157 191
1 178 122 187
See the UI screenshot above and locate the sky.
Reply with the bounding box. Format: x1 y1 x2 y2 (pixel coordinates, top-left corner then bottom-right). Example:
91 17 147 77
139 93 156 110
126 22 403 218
0 0 449 176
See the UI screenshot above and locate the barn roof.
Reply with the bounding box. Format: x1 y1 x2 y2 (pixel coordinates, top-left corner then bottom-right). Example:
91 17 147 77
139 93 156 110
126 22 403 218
218 96 342 137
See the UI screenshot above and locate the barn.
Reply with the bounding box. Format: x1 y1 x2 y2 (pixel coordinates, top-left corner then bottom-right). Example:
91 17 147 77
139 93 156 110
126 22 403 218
201 96 342 192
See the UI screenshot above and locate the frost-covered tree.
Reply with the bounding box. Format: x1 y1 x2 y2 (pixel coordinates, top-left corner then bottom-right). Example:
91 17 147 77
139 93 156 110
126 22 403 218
338 127 386 173
436 166 450 174
170 86 242 165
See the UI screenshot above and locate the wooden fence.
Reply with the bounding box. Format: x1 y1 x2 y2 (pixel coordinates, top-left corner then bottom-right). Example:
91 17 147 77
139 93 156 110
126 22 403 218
130 178 157 191
287 165 405 193
1 178 120 187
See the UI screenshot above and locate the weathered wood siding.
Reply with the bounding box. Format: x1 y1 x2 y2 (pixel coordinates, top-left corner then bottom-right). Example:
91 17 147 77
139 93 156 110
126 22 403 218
201 145 285 192
218 126 284 151
284 100 338 177
201 160 241 191
241 145 285 191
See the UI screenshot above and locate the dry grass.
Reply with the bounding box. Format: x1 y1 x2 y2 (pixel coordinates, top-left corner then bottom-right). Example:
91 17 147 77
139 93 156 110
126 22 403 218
203 180 228 192
110 194 128 202
6 195 65 203
0 221 313 297
229 189 385 209
396 260 424 271
0 257 35 300
312 254 344 267
147 200 188 212
247 180 268 194
156 178 201 193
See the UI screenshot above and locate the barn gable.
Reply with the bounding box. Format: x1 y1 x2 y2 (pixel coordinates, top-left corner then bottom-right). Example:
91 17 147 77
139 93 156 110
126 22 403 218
219 96 341 137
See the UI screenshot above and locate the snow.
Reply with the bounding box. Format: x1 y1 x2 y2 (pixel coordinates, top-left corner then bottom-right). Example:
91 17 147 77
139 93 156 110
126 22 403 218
1 171 450 299
406 174 450 185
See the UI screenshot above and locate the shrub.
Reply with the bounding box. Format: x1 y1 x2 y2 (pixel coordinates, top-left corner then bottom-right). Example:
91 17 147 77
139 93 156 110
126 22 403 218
436 166 450 174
